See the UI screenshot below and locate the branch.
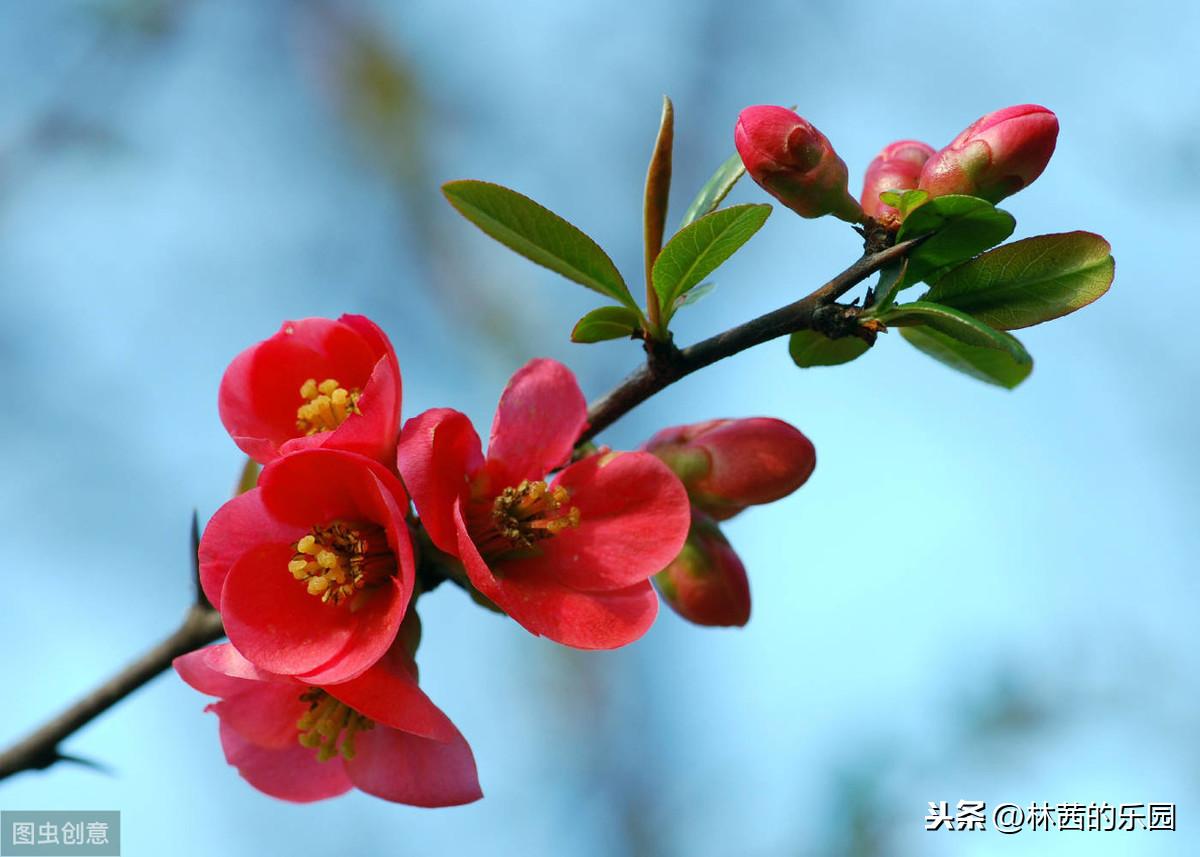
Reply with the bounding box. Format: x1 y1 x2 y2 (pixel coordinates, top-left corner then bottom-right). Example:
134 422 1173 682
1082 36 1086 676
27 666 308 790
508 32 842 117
0 606 223 781
581 236 920 442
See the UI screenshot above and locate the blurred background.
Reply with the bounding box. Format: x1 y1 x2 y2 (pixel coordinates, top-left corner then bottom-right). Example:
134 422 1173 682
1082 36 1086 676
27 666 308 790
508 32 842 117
2 1 1196 854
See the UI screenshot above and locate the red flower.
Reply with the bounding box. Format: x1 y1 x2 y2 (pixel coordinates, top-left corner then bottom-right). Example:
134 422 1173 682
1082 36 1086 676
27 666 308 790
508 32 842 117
219 315 402 465
396 359 691 649
174 642 481 806
199 448 414 684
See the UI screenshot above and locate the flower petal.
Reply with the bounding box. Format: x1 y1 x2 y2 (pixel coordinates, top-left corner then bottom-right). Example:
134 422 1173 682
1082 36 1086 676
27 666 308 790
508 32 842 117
198 489 300 609
218 720 353 803
211 682 307 749
486 359 586 484
174 643 282 698
257 448 409 532
454 501 659 649
324 646 459 742
396 408 484 555
344 722 482 807
497 451 691 592
220 543 405 683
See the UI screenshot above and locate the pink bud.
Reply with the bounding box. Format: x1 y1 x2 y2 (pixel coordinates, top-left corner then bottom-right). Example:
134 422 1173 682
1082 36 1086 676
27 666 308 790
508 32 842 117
643 417 816 521
735 106 863 223
918 104 1059 203
860 140 936 228
655 513 750 627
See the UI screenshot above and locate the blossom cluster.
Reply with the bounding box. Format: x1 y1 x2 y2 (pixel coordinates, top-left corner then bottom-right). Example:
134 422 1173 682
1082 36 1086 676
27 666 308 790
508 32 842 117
735 103 1059 228
176 315 816 805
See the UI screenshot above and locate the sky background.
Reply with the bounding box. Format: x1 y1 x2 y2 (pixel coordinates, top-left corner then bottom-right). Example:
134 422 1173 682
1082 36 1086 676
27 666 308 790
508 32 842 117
2 1 1197 855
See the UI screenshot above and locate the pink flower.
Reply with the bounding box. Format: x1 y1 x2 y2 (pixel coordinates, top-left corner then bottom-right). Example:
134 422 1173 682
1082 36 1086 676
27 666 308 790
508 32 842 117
219 315 402 465
199 449 414 684
918 104 1059 203
656 512 751 627
643 418 816 521
735 105 863 223
860 140 936 228
174 642 481 806
396 359 691 649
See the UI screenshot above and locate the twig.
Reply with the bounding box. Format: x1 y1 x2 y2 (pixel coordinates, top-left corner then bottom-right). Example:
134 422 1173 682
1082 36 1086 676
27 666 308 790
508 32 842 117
0 607 223 781
581 236 920 441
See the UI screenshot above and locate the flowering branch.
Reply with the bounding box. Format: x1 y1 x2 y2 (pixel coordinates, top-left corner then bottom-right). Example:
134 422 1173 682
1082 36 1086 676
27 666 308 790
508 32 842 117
0 235 913 784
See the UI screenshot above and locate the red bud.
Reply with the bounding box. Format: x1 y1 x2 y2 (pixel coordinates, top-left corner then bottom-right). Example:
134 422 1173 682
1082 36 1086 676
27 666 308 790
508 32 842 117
735 106 863 223
655 513 750 627
860 140 935 228
918 104 1059 203
643 417 815 521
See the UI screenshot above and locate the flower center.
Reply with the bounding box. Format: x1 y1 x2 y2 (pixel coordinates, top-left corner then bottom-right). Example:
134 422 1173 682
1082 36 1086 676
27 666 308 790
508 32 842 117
296 688 375 762
474 479 581 558
295 377 361 436
287 521 394 605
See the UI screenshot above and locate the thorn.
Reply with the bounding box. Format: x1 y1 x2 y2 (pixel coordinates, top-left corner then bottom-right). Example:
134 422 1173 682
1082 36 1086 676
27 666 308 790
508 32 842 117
191 510 211 610
54 751 114 777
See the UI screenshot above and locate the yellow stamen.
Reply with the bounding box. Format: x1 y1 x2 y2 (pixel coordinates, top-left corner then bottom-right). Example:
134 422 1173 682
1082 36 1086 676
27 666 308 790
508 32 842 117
296 689 374 762
287 520 395 606
295 376 362 436
477 479 582 557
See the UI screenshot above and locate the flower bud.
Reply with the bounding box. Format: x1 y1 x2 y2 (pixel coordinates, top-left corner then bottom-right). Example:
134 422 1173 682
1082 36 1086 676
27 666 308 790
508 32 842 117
655 513 750 627
860 140 936 228
735 105 863 223
918 104 1059 203
643 417 816 521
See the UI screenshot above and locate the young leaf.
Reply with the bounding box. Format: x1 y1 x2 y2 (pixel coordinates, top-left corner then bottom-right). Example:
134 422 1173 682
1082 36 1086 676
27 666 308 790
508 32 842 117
789 330 870 367
678 152 746 229
922 231 1114 330
879 300 1031 363
896 189 929 218
900 326 1033 389
443 180 635 308
652 204 771 325
895 195 1015 287
866 259 907 313
674 281 716 309
571 306 644 343
644 95 675 326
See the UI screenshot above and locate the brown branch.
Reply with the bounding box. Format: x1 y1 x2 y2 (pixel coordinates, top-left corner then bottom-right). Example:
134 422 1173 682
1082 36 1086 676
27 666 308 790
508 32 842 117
0 607 223 781
581 236 920 442
0 233 920 784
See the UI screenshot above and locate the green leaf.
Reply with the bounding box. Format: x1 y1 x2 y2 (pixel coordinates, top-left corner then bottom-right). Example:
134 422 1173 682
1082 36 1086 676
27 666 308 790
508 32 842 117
896 189 929 218
678 152 746 229
652 204 770 325
674 281 716 309
896 195 1015 287
866 259 907 313
879 300 1032 362
900 326 1033 389
643 96 675 285
878 190 902 209
442 180 635 308
788 330 870 368
922 231 1114 330
570 306 643 343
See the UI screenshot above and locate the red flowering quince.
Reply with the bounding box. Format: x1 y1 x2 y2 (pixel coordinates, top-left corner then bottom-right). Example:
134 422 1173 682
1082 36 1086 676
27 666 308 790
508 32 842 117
173 641 481 806
199 448 414 684
219 314 402 465
396 359 691 649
